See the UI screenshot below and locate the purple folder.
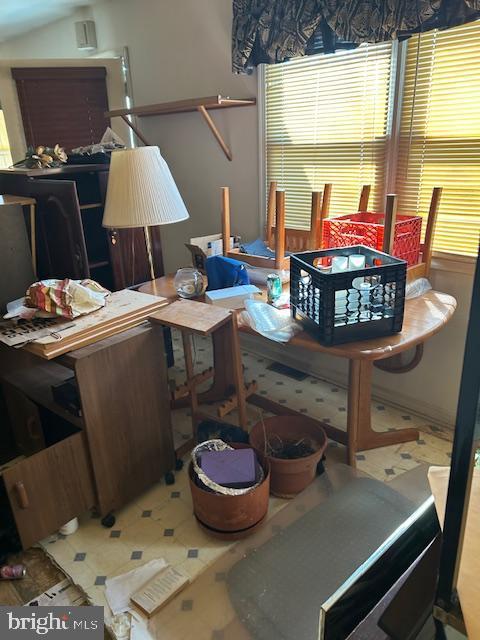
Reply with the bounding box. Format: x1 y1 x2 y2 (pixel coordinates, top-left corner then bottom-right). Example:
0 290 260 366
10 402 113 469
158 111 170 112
200 449 258 489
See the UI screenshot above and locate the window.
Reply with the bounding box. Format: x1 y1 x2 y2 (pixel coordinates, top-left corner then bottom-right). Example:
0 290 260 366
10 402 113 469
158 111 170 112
264 20 480 257
265 43 393 229
396 22 480 257
0 109 12 169
12 67 110 151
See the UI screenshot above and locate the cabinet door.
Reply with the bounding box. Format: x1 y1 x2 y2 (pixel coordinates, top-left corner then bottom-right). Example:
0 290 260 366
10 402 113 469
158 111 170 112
74 324 175 515
28 179 89 279
3 433 95 549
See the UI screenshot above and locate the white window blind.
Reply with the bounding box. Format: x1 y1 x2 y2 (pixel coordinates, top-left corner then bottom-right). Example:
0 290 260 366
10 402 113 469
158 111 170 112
265 42 393 229
396 21 480 256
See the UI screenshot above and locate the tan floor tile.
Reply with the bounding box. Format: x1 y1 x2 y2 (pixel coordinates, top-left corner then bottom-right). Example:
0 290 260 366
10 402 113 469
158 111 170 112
119 518 165 550
60 561 97 591
175 518 219 549
152 498 193 529
84 545 132 577
176 557 207 581
141 538 188 568
114 502 144 529
134 482 172 511
41 537 77 566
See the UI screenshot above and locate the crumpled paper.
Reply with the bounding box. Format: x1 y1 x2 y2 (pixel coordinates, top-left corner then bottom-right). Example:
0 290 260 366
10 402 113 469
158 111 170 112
25 279 109 320
71 127 126 155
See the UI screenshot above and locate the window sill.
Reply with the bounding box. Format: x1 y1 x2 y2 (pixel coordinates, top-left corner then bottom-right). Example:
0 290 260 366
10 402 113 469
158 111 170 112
431 251 476 276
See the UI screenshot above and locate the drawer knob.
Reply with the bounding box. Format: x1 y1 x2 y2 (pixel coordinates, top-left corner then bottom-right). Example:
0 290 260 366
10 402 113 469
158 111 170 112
15 482 29 509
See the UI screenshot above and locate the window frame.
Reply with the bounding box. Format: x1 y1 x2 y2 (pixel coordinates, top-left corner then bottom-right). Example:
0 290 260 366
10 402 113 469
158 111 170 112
258 40 477 272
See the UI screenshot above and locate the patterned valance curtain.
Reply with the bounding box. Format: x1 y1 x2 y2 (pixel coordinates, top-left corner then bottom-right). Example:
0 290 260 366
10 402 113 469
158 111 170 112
232 0 480 73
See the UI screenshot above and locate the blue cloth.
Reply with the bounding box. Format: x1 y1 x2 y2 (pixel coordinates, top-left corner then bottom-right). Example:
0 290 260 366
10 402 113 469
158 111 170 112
240 237 276 258
240 237 291 258
206 255 250 290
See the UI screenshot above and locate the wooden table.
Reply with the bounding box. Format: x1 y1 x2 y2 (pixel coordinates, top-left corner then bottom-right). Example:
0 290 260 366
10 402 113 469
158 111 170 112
140 277 456 465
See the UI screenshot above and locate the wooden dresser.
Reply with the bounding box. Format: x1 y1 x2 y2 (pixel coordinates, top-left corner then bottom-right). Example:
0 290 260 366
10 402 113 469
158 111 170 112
0 323 175 550
0 165 164 290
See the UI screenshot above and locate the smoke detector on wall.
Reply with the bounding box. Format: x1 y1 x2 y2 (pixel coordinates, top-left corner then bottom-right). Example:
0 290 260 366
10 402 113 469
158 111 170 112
75 20 97 50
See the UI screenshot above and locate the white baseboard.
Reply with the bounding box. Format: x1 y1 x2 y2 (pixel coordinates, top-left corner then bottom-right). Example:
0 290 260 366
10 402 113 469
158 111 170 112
240 333 455 430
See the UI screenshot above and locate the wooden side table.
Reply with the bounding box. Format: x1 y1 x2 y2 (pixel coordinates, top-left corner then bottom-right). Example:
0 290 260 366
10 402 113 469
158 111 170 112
149 299 252 455
0 194 37 277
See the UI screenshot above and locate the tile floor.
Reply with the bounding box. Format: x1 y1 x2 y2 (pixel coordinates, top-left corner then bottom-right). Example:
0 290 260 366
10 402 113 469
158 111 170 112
40 330 453 622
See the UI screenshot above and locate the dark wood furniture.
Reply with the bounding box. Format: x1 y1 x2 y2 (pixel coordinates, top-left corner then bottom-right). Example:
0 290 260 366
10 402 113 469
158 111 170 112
141 276 456 466
0 165 165 291
0 323 175 549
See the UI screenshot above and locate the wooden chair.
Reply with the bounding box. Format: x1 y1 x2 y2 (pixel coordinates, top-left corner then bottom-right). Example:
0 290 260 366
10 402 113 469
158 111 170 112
376 187 442 373
357 184 372 212
222 182 332 270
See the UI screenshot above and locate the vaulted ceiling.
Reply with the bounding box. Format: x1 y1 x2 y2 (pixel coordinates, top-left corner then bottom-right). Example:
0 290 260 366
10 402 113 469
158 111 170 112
0 0 100 42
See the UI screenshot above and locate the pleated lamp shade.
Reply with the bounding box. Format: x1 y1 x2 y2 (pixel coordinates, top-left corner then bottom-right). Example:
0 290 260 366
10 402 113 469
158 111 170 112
102 146 189 228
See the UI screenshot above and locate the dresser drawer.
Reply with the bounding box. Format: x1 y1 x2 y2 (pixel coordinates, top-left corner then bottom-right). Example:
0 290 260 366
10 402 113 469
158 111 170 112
2 432 95 549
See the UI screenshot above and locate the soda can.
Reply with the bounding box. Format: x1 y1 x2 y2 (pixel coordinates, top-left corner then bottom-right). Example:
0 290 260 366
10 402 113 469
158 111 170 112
267 273 282 303
0 564 26 580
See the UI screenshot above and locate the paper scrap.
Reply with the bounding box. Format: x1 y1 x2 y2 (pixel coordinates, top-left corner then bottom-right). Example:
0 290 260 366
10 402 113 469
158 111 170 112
105 558 168 616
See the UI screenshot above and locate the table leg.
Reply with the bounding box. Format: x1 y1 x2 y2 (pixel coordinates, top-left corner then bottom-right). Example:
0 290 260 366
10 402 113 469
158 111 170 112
198 322 237 402
230 314 248 430
348 359 419 465
182 331 199 440
171 322 235 409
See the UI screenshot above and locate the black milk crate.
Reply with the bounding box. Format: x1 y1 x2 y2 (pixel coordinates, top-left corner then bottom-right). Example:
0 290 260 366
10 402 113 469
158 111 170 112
290 245 407 346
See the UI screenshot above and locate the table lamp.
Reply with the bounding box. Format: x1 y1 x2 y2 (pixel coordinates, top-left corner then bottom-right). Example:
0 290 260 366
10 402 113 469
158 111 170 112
103 146 189 280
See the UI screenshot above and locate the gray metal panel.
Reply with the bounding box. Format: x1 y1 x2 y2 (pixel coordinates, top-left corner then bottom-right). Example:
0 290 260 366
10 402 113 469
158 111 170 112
0 205 34 312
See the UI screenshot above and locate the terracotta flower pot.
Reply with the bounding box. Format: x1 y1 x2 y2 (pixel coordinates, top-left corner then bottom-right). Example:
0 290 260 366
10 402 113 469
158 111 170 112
189 443 270 540
249 416 327 498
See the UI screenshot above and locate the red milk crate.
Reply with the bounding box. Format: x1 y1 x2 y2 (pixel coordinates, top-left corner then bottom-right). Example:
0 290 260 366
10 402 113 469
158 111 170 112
322 212 422 266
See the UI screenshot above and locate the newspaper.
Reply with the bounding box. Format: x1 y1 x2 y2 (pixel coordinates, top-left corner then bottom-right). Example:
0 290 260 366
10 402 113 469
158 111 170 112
0 318 74 347
26 579 85 607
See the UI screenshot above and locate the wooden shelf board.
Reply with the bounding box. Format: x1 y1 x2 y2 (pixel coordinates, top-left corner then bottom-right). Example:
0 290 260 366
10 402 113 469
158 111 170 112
0 194 36 207
2 363 84 429
105 95 256 119
0 165 108 177
106 95 255 161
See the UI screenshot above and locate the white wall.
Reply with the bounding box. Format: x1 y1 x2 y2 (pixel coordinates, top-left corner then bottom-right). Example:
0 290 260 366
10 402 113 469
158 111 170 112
0 0 474 426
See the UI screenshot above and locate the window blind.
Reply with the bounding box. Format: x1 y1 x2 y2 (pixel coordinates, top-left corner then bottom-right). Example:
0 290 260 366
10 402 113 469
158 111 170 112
265 43 393 229
396 21 480 256
12 67 110 152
